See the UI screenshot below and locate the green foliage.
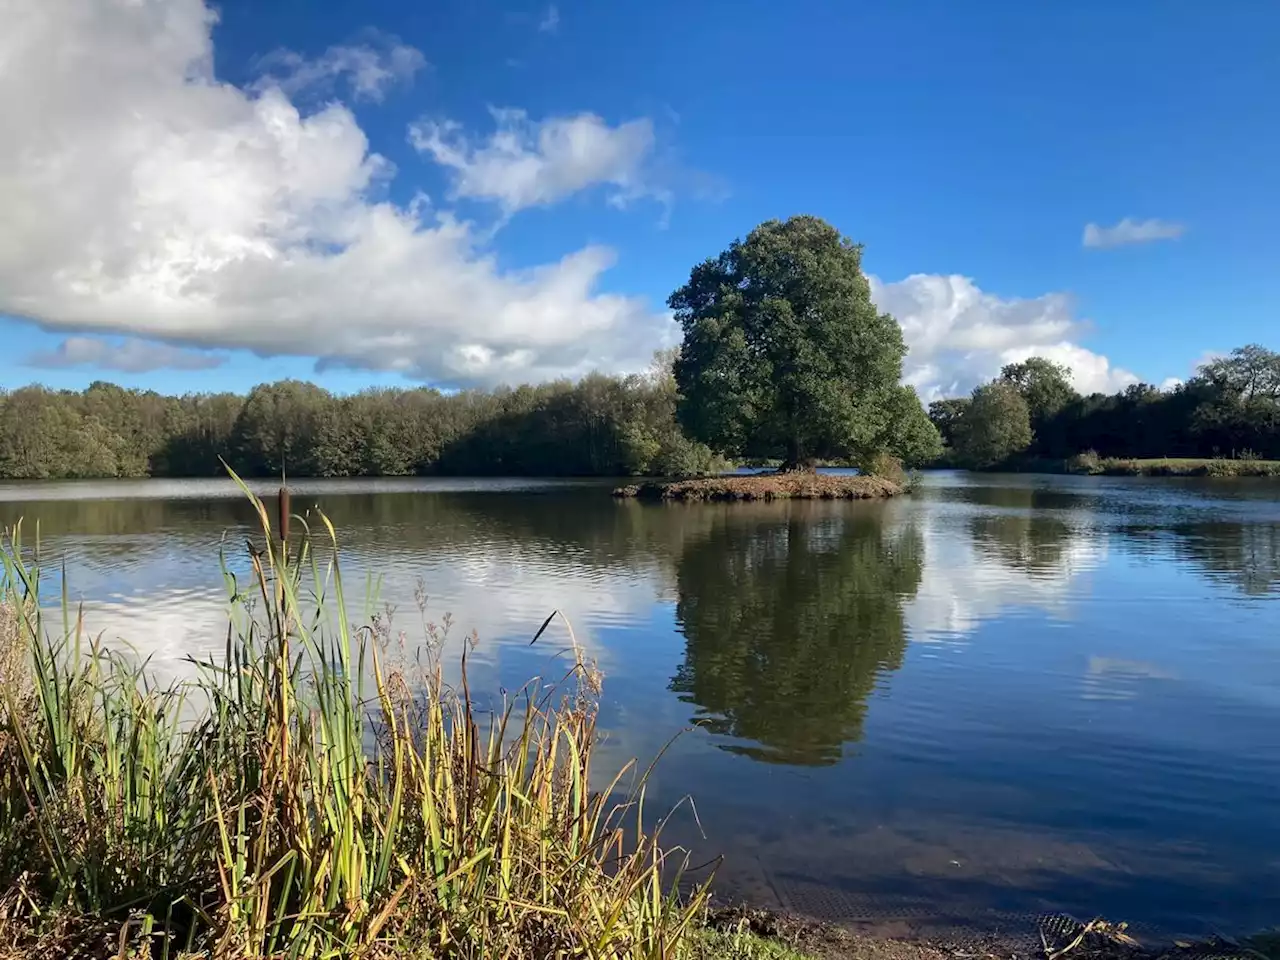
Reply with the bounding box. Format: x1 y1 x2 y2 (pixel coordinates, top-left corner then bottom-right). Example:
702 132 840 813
999 356 1078 426
1064 449 1102 475
951 382 1033 468
1198 344 1280 402
0 387 128 479
670 216 917 468
927 397 970 449
880 385 943 467
0 356 726 481
943 344 1280 466
862 451 908 484
692 928 817 960
0 484 710 958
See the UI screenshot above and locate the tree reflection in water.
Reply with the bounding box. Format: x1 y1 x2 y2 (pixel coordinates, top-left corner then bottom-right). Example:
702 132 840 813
669 502 924 766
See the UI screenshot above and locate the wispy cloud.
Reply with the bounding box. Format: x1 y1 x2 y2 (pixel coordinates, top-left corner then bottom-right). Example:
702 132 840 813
1082 217 1186 249
253 29 426 103
26 337 226 373
410 108 665 215
538 5 560 34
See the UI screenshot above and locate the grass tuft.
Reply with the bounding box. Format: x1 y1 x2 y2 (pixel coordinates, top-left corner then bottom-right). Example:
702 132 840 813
0 471 711 959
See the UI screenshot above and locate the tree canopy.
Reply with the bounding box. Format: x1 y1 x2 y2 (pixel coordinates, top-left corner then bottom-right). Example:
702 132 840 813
0 359 727 481
999 357 1078 427
1199 344 1280 402
670 215 937 470
951 381 1033 468
930 343 1280 467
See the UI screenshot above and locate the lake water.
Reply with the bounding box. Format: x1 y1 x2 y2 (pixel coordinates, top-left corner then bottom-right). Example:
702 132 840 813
2 472 1278 939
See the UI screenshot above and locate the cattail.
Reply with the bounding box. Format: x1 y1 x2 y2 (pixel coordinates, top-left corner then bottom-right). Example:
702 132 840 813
278 485 291 544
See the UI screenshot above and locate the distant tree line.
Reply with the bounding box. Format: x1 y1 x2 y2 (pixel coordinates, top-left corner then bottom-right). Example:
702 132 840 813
0 354 737 480
931 345 1280 468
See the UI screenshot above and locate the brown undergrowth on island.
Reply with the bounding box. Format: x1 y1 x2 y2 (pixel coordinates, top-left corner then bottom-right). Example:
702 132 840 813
613 473 904 503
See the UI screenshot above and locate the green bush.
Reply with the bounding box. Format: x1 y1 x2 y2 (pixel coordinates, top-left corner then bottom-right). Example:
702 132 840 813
1064 450 1102 475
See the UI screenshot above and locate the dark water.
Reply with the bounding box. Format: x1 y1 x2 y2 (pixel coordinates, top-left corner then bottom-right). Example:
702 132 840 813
2 472 1278 938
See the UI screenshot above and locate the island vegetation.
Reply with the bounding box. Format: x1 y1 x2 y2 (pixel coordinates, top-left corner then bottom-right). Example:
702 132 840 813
931 346 1280 476
615 472 903 502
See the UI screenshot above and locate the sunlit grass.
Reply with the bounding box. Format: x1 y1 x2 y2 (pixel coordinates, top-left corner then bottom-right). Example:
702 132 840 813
0 470 711 959
1063 452 1280 477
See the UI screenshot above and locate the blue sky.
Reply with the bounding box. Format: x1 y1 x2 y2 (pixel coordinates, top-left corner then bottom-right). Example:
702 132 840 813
3 0 1277 399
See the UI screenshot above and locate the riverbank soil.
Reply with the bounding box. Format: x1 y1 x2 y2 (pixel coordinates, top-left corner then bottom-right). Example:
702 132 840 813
697 907 951 960
613 473 903 502
697 907 1272 960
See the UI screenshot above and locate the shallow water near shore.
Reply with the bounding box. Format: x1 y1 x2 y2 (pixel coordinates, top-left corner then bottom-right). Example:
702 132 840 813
2 470 1278 939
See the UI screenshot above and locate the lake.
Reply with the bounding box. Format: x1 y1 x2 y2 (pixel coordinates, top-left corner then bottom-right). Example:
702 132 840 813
1 471 1278 940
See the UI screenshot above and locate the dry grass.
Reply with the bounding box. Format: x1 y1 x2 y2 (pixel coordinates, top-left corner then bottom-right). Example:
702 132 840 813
613 474 903 503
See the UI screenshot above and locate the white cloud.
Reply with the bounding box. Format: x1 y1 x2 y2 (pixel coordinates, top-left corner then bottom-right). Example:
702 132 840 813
538 5 561 33
253 31 426 103
0 0 676 388
903 509 1106 644
26 336 225 372
871 274 1139 401
1192 349 1226 373
410 109 664 216
1153 351 1224 392
1082 217 1186 249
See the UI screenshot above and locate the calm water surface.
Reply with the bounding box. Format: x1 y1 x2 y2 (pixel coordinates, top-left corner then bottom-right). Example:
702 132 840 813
2 472 1278 937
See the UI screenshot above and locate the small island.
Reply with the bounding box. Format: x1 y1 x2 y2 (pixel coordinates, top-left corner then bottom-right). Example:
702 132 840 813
617 216 941 502
614 471 903 501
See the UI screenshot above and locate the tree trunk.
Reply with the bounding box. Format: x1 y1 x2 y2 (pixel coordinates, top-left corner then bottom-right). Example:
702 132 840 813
779 437 817 473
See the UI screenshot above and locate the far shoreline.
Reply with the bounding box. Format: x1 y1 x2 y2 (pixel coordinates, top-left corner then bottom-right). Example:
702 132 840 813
948 455 1280 479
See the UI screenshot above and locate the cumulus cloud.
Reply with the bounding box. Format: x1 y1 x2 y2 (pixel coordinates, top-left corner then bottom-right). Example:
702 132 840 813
252 30 426 103
1082 217 1186 249
26 336 226 373
410 109 664 215
871 274 1138 401
538 5 561 33
0 0 675 388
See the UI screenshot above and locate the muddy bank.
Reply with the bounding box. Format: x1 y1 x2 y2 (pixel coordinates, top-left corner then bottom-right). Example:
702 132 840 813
701 905 1270 960
613 473 904 502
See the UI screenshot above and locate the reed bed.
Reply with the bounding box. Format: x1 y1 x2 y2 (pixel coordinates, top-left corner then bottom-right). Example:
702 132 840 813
0 473 710 959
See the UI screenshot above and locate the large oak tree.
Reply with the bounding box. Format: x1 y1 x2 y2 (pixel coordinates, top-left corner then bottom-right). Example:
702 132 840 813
669 215 935 470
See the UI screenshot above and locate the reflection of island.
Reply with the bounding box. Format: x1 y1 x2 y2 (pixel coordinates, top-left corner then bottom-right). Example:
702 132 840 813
668 502 924 767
